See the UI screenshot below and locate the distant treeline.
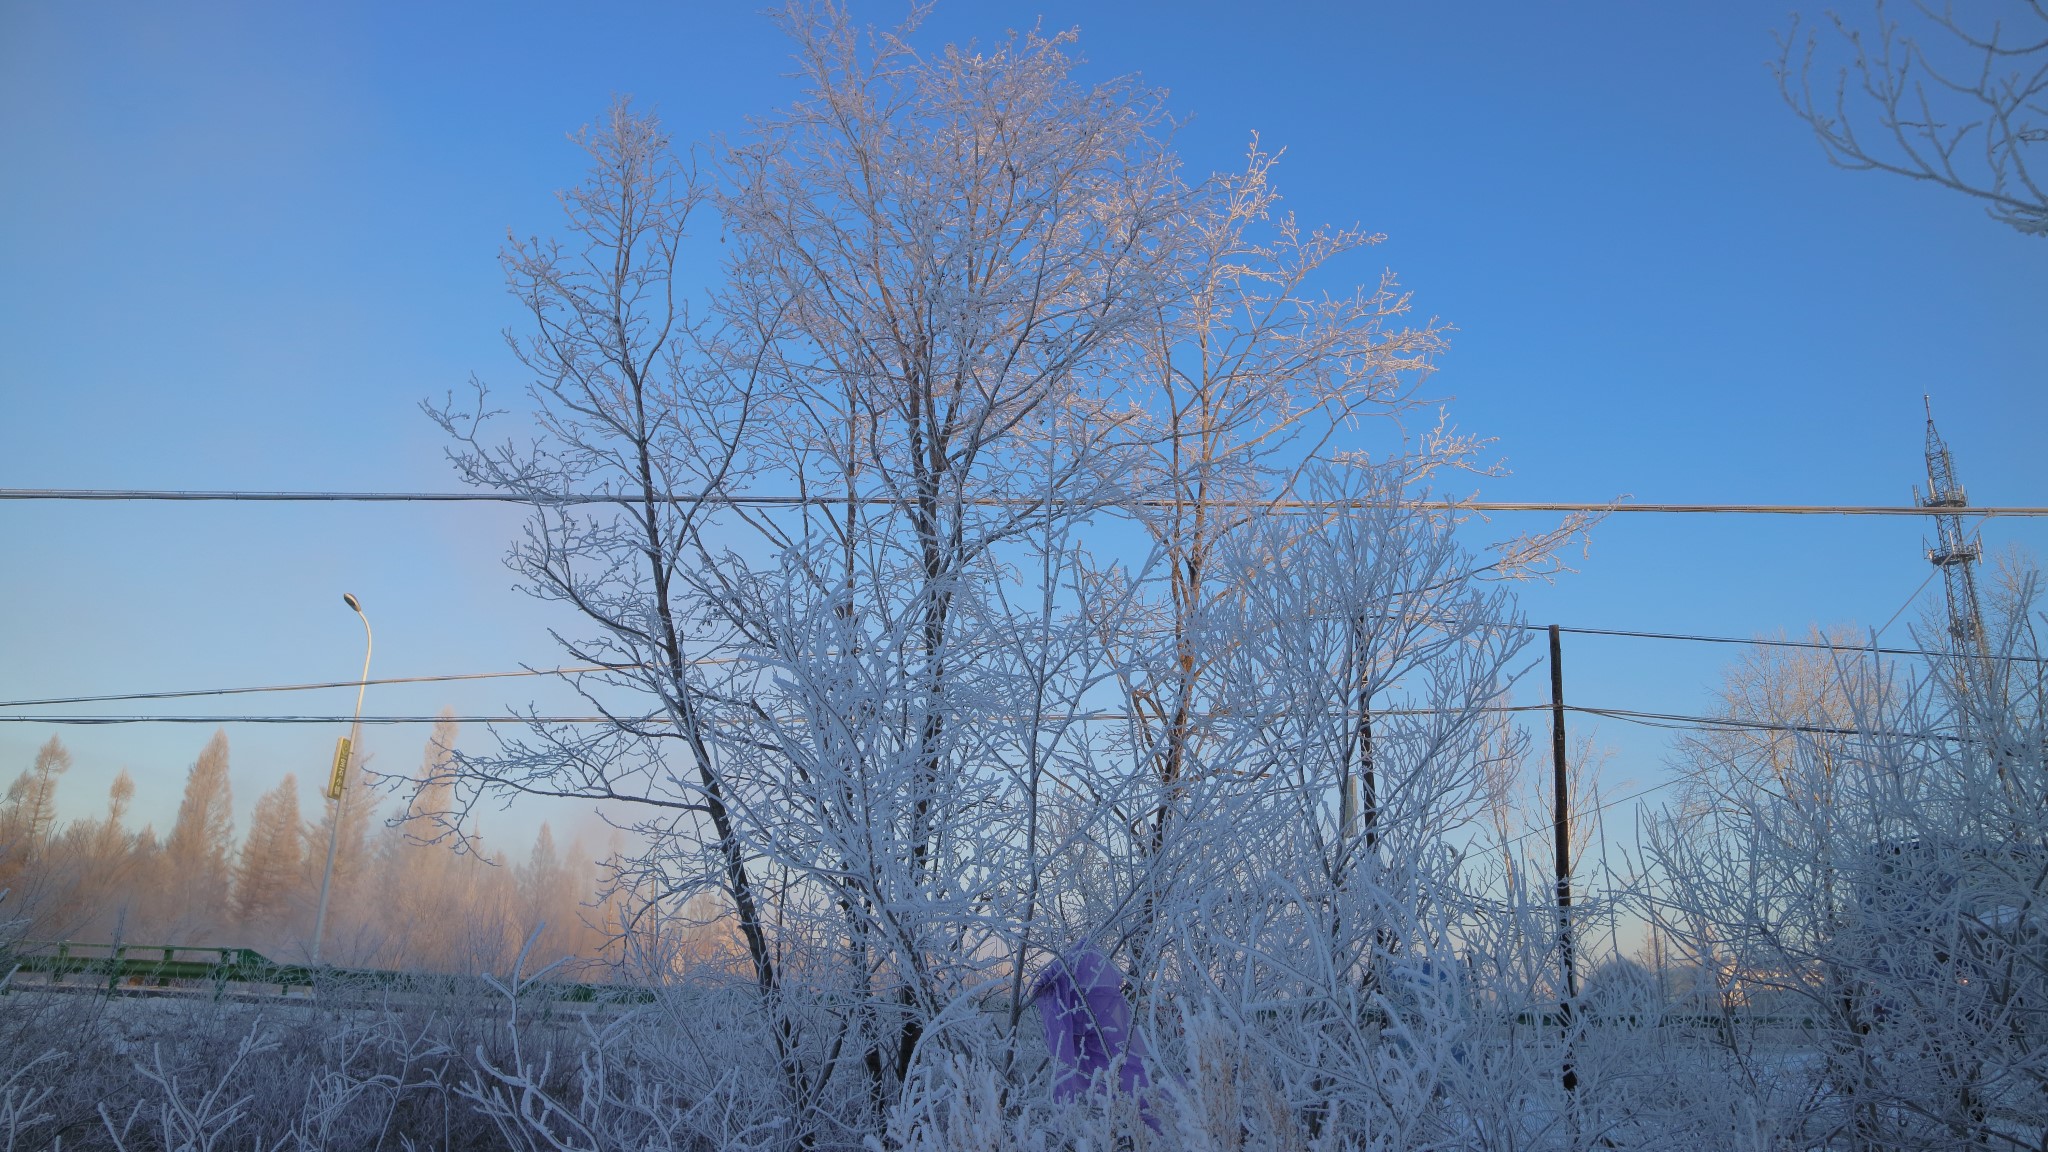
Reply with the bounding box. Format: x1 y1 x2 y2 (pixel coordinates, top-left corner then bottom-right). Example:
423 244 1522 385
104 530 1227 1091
0 716 624 973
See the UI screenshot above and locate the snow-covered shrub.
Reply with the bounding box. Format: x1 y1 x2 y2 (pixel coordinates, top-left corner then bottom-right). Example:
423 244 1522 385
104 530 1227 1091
1647 574 2048 1151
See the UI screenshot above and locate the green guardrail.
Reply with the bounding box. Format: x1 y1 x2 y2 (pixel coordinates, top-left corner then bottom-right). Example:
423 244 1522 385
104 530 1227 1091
4 941 317 997
3 945 1815 1028
2 941 654 1004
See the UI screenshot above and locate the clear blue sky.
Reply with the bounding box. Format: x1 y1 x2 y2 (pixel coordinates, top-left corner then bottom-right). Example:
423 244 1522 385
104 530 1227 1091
2 1 2042 850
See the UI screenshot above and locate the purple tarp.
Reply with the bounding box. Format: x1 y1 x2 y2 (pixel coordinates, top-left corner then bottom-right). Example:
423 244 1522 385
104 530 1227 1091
1032 949 1153 1103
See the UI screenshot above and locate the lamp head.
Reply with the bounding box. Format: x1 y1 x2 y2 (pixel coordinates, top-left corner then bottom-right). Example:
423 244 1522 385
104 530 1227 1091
343 593 363 614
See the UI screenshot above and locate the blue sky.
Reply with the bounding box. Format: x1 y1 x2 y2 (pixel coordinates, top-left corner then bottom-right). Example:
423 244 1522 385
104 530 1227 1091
2 1 2042 852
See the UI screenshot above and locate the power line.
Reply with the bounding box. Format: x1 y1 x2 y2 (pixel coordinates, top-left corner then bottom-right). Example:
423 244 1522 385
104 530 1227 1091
0 703 1965 742
0 667 593 708
0 659 739 709
0 714 619 725
1568 704 1957 741
1542 623 2045 665
4 616 2025 714
0 706 1555 726
4 488 2047 517
1445 702 1988 861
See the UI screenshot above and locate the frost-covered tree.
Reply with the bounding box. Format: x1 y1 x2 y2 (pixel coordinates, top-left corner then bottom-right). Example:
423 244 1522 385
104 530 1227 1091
514 822 582 965
358 712 602 975
0 736 71 865
1081 143 1454 976
712 6 1185 1107
1 738 78 939
375 717 476 971
62 769 147 940
425 91 775 996
1648 565 2048 1149
233 773 303 935
164 731 234 875
159 729 235 939
1779 0 2048 236
427 6 1584 1145
91 769 135 863
430 4 1181 1124
1673 624 1875 810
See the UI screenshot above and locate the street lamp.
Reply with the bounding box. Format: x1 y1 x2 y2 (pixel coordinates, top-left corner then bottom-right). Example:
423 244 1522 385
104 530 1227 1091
313 592 372 964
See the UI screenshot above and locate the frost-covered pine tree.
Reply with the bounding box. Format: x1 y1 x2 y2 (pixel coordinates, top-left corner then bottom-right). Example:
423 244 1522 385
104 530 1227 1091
0 736 71 868
158 729 235 940
232 773 303 938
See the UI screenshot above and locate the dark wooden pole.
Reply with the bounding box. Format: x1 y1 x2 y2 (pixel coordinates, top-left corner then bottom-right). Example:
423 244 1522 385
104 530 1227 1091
1549 624 1579 1094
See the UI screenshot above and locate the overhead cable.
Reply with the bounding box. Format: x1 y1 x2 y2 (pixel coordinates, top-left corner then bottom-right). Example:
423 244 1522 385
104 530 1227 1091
4 488 2046 517
0 659 735 709
0 703 1966 742
0 667 596 708
1541 623 2045 665
0 705 1552 725
1 618 2031 714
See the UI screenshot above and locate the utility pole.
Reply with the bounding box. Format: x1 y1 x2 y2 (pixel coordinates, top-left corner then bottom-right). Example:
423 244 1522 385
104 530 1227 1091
313 592 372 965
1548 624 1578 1094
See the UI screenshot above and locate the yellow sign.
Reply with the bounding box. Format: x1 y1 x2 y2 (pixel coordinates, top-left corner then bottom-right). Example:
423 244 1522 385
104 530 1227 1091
328 737 352 800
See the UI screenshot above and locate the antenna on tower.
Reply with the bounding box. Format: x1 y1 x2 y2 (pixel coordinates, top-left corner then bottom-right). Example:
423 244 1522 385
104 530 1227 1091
1915 397 1991 694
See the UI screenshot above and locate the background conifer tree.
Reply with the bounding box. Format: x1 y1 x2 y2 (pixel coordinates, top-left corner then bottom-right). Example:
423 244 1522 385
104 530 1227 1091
160 729 235 939
233 773 304 939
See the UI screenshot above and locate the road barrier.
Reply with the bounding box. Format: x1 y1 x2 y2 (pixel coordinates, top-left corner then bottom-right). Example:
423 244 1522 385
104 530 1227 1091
2 940 652 1004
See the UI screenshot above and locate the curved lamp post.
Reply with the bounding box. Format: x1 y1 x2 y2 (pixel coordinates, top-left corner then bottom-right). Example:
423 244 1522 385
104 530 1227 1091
313 592 372 964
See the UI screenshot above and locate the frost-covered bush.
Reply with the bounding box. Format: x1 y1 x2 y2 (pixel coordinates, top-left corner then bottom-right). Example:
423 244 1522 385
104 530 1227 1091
1647 574 2048 1151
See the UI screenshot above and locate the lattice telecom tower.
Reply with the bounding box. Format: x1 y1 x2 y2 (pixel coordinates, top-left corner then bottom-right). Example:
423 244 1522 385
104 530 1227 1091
1915 397 1989 668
